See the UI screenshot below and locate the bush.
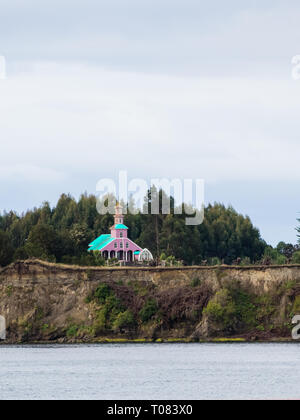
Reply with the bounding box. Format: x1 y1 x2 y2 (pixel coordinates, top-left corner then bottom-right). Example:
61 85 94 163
203 289 235 328
94 284 113 303
105 295 125 322
108 258 119 266
203 301 225 322
210 257 221 266
113 310 136 331
66 325 79 338
93 251 106 266
160 252 167 261
274 254 286 265
139 299 158 322
203 287 257 333
263 246 286 265
240 257 251 266
93 308 107 335
292 251 300 264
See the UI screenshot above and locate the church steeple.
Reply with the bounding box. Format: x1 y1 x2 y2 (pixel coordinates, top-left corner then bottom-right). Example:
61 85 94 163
110 203 128 238
114 202 124 225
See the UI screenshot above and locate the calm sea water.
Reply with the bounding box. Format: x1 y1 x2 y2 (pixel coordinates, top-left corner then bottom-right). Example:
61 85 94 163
0 343 300 400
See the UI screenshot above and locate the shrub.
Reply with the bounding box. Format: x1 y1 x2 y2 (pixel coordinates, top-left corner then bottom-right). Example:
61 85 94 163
93 308 107 335
108 258 119 266
274 254 286 265
203 301 225 322
94 284 113 303
160 252 167 261
203 287 257 333
210 257 221 266
139 299 158 322
66 325 79 338
113 310 136 331
292 251 300 264
263 246 286 265
93 251 106 266
240 257 251 266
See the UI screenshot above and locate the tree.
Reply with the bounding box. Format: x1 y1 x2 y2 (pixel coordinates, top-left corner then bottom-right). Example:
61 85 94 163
25 224 62 261
277 242 296 260
0 230 14 267
0 191 268 266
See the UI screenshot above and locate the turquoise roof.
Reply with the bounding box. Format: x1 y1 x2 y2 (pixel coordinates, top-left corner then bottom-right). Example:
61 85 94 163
114 224 128 230
88 234 114 251
134 251 141 255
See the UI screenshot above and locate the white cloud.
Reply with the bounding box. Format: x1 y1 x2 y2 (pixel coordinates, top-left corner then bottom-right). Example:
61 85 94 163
0 0 299 245
0 164 66 182
0 62 299 185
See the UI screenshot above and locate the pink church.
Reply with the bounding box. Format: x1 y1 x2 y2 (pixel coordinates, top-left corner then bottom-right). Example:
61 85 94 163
88 204 143 262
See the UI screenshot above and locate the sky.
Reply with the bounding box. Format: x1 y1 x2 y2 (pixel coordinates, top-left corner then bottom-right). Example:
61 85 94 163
0 0 300 245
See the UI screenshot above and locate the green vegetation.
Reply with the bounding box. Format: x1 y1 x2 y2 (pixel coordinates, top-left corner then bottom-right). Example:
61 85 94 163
292 251 300 264
94 283 113 304
260 242 300 266
202 279 299 338
113 310 136 331
0 189 268 267
203 285 258 334
139 299 158 322
160 253 182 266
66 325 79 338
86 283 137 334
0 230 14 267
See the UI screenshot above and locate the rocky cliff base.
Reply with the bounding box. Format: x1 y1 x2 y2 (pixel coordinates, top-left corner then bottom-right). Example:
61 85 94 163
1 260 300 343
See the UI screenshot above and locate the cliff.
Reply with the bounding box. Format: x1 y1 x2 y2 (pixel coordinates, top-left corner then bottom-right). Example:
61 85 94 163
0 260 300 343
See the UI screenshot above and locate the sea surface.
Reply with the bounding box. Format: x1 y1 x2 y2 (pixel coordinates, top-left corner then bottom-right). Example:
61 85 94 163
0 343 299 400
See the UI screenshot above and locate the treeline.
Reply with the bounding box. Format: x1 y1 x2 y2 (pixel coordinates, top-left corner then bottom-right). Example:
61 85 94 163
0 190 295 267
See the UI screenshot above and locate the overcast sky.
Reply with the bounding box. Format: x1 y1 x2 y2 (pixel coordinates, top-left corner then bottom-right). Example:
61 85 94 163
0 0 300 245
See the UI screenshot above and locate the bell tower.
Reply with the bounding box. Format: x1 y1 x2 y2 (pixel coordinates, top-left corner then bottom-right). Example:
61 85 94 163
114 203 124 225
110 203 128 239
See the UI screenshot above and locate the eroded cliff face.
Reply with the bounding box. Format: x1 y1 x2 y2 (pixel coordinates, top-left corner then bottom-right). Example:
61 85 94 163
0 260 300 343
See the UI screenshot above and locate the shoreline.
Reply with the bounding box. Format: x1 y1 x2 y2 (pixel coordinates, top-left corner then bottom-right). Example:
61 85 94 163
0 337 297 345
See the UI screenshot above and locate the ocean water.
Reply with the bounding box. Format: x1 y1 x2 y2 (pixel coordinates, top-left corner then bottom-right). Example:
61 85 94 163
0 343 299 400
